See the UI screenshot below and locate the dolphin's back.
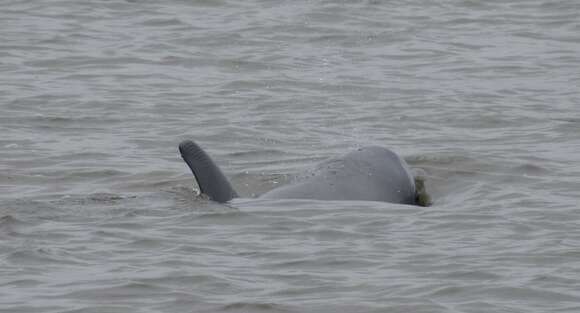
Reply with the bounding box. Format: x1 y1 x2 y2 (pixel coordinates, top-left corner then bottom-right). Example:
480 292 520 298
261 146 416 204
179 141 417 205
179 140 238 203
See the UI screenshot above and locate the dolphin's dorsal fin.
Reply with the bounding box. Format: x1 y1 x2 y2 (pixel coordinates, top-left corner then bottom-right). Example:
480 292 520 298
179 140 238 203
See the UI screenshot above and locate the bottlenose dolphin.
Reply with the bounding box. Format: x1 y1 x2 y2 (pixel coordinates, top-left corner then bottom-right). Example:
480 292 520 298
179 140 422 205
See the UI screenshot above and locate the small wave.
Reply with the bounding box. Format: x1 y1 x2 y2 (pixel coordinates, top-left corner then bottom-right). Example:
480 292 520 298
140 18 187 27
221 302 289 312
0 215 27 227
7 248 85 266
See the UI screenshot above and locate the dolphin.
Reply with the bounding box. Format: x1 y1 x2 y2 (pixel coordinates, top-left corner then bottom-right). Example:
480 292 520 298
178 140 423 205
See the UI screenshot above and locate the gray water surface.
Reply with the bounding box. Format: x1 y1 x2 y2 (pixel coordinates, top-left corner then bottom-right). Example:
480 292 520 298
1 1 579 312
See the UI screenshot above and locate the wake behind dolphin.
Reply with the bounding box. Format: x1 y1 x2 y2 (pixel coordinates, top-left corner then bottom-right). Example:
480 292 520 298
179 140 423 206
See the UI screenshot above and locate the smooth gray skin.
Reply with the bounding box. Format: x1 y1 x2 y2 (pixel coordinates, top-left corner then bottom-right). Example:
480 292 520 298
179 140 417 205
260 146 416 204
179 140 238 203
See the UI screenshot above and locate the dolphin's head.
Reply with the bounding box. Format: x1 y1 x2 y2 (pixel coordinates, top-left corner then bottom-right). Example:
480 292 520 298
347 146 420 205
